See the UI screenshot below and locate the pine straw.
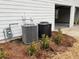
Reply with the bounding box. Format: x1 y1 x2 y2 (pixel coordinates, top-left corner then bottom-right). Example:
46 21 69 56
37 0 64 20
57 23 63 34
0 32 78 59
51 39 79 59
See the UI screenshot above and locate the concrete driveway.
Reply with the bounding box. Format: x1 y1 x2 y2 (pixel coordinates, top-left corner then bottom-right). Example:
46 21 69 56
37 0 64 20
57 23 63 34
61 25 79 39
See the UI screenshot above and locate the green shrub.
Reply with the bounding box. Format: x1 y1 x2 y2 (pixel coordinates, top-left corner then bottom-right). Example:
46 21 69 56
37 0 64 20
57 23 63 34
53 28 63 45
74 19 79 25
78 20 79 24
54 35 61 45
27 42 37 56
0 48 6 59
41 34 50 49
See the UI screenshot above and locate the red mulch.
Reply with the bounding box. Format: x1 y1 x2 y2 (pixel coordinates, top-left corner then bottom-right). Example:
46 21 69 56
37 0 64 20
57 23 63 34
0 31 76 59
49 31 76 53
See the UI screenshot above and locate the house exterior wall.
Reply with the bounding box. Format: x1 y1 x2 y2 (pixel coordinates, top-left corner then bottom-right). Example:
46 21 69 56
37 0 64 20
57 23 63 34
69 6 76 27
75 0 79 7
0 0 54 40
54 0 73 5
0 0 79 40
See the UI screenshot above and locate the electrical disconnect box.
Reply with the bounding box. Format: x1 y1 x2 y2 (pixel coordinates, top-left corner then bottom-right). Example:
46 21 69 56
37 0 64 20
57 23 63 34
3 23 18 39
3 27 13 39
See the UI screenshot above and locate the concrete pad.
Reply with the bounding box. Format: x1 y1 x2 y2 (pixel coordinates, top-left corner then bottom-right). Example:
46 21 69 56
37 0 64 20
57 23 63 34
61 25 79 39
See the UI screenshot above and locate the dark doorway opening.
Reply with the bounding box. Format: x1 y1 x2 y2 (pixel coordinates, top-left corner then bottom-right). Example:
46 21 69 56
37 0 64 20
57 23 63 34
55 5 71 29
74 7 79 25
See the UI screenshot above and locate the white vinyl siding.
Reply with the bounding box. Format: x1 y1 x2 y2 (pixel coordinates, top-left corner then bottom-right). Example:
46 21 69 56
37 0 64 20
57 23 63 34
0 0 54 40
0 0 79 40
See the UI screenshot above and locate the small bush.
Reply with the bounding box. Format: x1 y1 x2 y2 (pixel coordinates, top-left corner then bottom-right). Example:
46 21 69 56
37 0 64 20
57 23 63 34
27 42 37 56
53 28 63 45
41 34 50 49
74 19 79 25
0 48 6 59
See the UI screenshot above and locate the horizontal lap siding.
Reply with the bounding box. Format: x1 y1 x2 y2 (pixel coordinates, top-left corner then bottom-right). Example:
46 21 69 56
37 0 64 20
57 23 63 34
0 0 54 40
75 0 79 7
55 0 74 6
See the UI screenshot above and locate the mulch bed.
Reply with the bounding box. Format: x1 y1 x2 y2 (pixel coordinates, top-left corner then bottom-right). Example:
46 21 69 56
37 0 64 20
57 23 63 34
0 31 76 59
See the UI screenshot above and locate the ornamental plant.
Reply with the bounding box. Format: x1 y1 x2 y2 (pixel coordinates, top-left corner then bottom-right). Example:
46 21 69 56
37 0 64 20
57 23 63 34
0 48 6 59
74 19 79 25
27 42 37 56
41 34 50 49
53 28 63 45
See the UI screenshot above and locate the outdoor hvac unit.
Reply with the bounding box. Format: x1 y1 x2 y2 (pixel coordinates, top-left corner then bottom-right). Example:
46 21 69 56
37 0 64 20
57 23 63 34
38 22 51 38
22 18 38 44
